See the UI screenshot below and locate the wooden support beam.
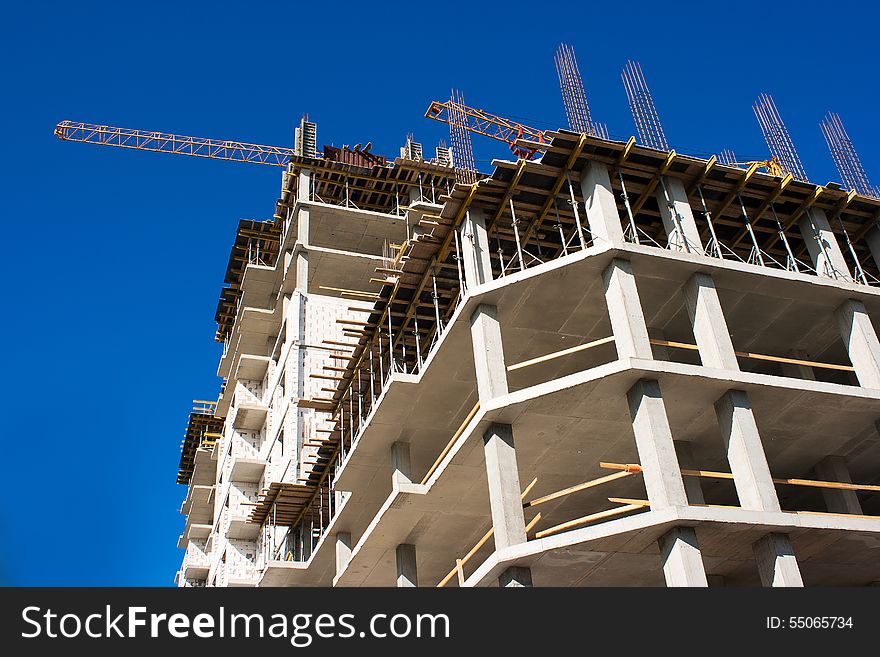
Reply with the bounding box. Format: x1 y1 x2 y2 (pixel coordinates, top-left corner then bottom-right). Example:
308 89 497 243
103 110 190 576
850 206 880 243
686 154 716 195
420 402 480 485
523 470 633 508
518 134 589 250
489 160 527 230
763 185 824 251
647 338 854 372
534 503 647 539
437 479 539 587
711 162 759 222
618 136 636 165
730 173 793 248
630 150 676 217
506 336 615 372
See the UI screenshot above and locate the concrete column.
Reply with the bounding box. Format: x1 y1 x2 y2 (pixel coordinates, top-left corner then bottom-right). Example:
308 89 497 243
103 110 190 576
656 177 704 255
753 533 804 587
499 566 533 587
603 259 653 360
626 380 689 509
580 160 625 246
674 441 705 504
714 390 781 512
391 441 412 485
798 208 852 281
483 423 527 549
659 527 708 587
293 253 309 293
814 456 862 514
296 170 312 247
835 299 880 389
395 544 418 587
297 169 312 202
335 532 351 578
469 304 509 402
683 273 739 370
459 208 492 287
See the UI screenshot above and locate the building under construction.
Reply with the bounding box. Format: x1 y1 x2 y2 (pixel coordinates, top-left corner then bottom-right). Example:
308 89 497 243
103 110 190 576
57 46 880 587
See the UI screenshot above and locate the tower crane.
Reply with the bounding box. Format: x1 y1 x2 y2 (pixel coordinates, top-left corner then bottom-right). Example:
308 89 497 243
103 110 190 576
731 156 785 177
54 120 298 167
424 100 548 160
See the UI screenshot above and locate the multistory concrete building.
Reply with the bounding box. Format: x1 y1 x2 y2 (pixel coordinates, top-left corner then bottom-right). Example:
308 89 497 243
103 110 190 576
176 126 880 588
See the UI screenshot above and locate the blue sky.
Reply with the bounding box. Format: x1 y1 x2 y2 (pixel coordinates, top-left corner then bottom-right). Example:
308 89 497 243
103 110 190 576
0 1 876 585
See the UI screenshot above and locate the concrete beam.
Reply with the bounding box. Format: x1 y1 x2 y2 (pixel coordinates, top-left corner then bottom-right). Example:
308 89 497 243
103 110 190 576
798 208 852 281
603 259 653 360
659 526 708 587
498 566 533 588
836 299 880 389
656 177 704 255
814 455 863 515
626 379 689 509
335 532 352 578
391 441 412 485
470 304 509 402
753 533 804 587
714 390 781 512
459 207 492 287
395 544 418 587
483 423 527 550
674 441 705 505
580 160 625 246
683 272 739 370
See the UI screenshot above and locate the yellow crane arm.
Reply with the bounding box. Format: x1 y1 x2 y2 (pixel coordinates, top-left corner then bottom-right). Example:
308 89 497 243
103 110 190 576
730 156 785 177
54 120 296 167
424 100 548 153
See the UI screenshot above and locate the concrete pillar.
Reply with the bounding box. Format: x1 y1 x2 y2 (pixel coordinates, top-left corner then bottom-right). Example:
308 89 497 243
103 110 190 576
297 169 311 202
835 299 880 389
483 423 527 550
391 441 412 485
683 273 739 370
335 532 351 578
626 380 689 509
580 160 625 246
659 527 708 587
395 544 418 587
714 390 781 512
459 208 492 287
674 441 705 504
814 455 862 515
656 177 704 255
603 259 653 360
798 208 852 281
498 566 533 587
469 304 508 402
753 533 804 587
293 253 309 293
